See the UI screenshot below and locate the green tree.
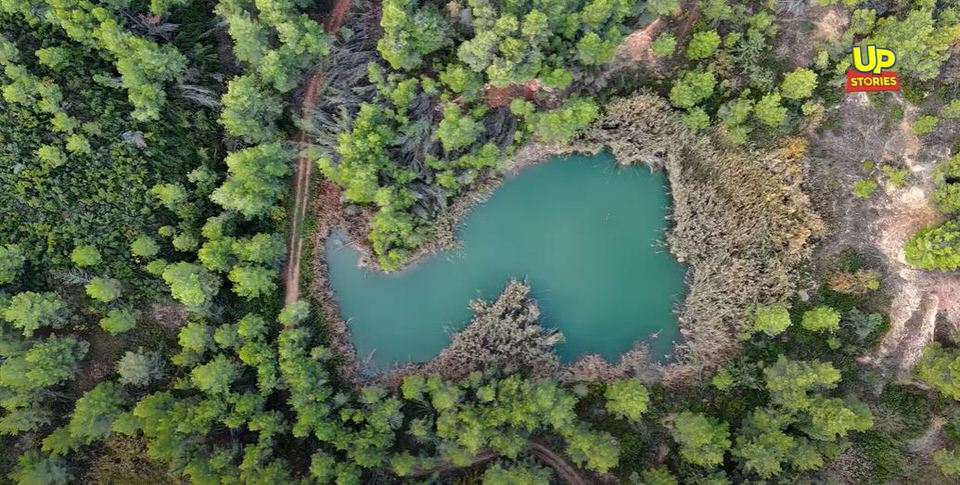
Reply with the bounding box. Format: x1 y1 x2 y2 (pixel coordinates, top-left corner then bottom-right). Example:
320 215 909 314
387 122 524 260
131 235 160 258
604 378 650 421
378 0 449 71
669 70 716 109
219 75 282 144
800 306 840 333
64 381 124 446
0 244 25 285
933 155 960 214
117 349 164 386
867 6 955 81
763 356 840 411
647 0 678 16
852 179 878 198
780 68 817 100
651 34 676 57
437 104 482 152
935 447 960 477
210 143 291 219
913 115 938 136
481 462 552 484
22 336 89 389
190 354 239 394
671 411 731 467
750 304 791 337
754 92 786 127
639 466 678 485
99 308 137 335
904 221 960 271
8 451 68 485
685 30 720 60
917 342 960 400
228 264 277 299
576 31 616 65
85 277 122 303
2 292 65 337
161 262 221 307
69 244 101 267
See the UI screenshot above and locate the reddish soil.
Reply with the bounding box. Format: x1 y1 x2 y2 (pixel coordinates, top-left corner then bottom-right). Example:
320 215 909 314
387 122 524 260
282 0 350 309
483 79 541 108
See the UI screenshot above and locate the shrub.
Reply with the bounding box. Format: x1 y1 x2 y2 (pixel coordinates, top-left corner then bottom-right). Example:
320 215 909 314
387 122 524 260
685 30 720 60
117 349 164 386
750 304 792 337
70 245 101 267
131 236 159 258
754 92 786 127
904 221 960 271
651 34 676 56
933 155 960 214
801 306 841 333
99 308 137 335
852 179 878 198
780 68 817 100
881 165 909 188
85 277 122 303
912 115 938 136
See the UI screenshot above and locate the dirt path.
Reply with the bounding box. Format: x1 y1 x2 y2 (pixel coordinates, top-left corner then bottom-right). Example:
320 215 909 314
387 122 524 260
282 0 350 308
398 440 591 484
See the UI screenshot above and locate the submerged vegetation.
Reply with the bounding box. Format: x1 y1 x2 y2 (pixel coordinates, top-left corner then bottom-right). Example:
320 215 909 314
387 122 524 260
0 0 960 483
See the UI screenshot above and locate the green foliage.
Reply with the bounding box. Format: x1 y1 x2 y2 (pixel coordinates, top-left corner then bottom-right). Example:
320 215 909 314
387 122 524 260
681 108 710 131
85 277 122 303
881 165 909 188
933 155 960 214
161 262 221 307
647 0 678 16
780 68 817 100
750 304 791 337
228 264 277 299
0 244 25 285
99 308 137 335
917 343 960 400
437 104 482 152
935 447 960 477
8 451 68 485
638 466 678 485
753 92 786 127
210 143 291 219
190 354 238 394
913 115 938 136
904 221 960 271
671 412 731 467
942 99 960 119
604 379 650 421
800 306 841 333
685 30 720 60
481 462 552 484
131 235 160 258
2 292 65 337
866 6 956 81
669 71 716 109
117 349 164 386
69 244 100 267
378 0 450 71
219 75 282 144
651 34 676 57
577 31 617 66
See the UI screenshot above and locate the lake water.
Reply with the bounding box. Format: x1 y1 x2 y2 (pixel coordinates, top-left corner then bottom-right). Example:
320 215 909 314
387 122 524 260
325 152 686 370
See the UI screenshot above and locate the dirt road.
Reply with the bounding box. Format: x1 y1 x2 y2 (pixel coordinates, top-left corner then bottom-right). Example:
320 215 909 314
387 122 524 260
282 0 350 308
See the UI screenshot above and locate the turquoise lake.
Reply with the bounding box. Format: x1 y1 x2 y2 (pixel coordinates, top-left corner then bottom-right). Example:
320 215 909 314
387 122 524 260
324 153 686 370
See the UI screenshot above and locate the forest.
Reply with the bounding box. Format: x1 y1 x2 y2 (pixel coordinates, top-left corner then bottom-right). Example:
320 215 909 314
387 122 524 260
2 0 960 483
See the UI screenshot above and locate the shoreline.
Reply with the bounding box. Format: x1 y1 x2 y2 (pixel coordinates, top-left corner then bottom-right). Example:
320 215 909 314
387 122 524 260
305 139 677 385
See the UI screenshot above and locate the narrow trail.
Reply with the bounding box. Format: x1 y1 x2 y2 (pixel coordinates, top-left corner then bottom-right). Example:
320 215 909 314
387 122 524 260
282 0 350 308
399 440 591 484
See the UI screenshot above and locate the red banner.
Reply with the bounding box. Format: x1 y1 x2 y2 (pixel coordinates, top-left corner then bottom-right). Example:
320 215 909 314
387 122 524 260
845 69 900 92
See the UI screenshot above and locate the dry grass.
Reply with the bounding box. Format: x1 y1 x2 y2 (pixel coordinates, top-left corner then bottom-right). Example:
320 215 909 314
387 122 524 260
583 94 823 373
